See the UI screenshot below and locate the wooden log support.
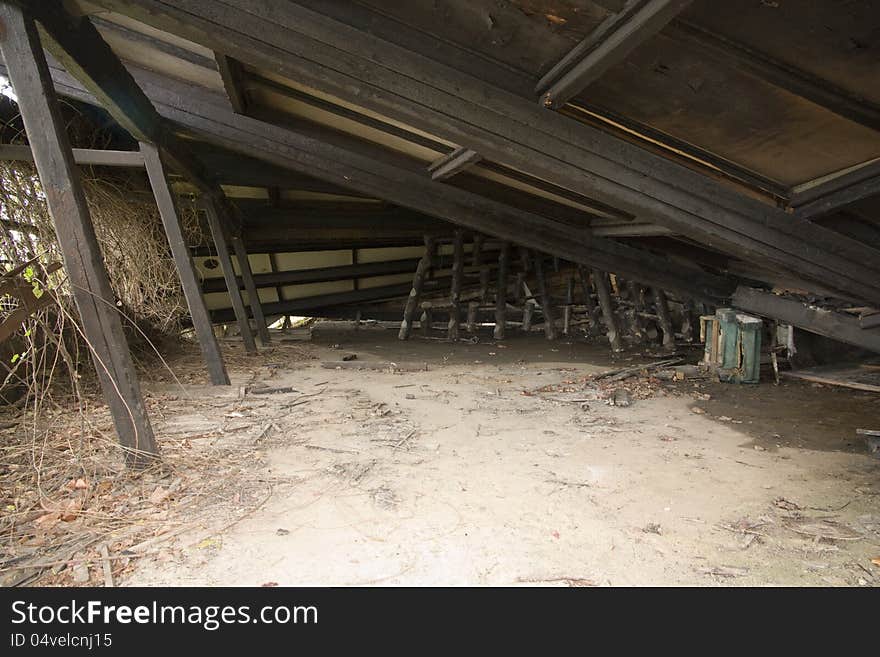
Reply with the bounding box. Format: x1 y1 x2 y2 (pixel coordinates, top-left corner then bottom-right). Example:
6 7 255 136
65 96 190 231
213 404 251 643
534 254 557 340
479 268 490 304
627 280 647 341
522 302 534 332
203 200 257 354
0 5 158 465
594 270 623 352
472 233 484 267
141 142 230 385
562 274 574 336
653 288 676 351
494 242 510 340
447 229 464 340
231 235 270 345
514 271 526 306
467 301 478 333
577 266 599 334
399 236 435 340
420 309 432 336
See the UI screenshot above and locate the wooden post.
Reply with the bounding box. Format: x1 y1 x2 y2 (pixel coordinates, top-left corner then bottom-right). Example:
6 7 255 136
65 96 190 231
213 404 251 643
534 254 557 340
653 287 676 351
577 266 599 334
0 6 158 465
231 235 270 345
627 280 647 342
515 271 526 306
563 274 574 335
472 233 483 267
467 301 478 333
593 269 623 352
399 236 435 340
141 142 230 385
522 302 534 332
448 229 464 340
494 241 510 340
204 200 257 354
420 309 432 336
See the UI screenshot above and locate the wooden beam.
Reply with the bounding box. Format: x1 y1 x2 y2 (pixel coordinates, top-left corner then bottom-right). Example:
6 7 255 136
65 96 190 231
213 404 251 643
791 160 880 220
230 235 270 344
538 0 692 109
594 270 623 352
88 0 880 304
0 4 157 465
494 241 509 340
214 53 248 114
447 229 464 339
0 143 144 167
203 200 257 353
399 237 435 340
140 141 229 386
732 286 880 355
428 146 482 181
534 253 557 340
653 288 676 351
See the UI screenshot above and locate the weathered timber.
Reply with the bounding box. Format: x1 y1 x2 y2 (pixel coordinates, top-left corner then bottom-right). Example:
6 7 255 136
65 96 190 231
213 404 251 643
578 266 599 333
0 5 157 464
594 270 623 352
141 142 229 385
467 301 478 334
448 229 464 340
231 235 270 344
88 0 880 303
420 309 432 337
215 53 248 114
399 237 435 340
494 242 510 340
534 254 557 340
428 146 482 181
539 0 693 109
653 288 676 351
732 286 880 354
204 200 257 353
0 143 144 167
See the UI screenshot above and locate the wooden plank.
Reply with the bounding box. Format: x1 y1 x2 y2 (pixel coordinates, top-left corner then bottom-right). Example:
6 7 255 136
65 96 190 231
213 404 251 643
494 242 509 340
0 5 157 465
539 0 693 109
594 270 623 352
399 237 435 340
780 370 880 393
732 286 880 354
203 200 257 354
140 142 229 385
0 143 144 167
428 147 482 181
230 235 270 344
447 230 464 339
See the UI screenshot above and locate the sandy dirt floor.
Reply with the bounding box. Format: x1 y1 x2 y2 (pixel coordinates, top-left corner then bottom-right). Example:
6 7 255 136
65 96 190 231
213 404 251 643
114 323 880 587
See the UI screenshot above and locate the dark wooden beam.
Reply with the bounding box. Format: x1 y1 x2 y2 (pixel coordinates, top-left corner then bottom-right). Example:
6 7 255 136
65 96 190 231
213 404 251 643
0 4 157 465
537 0 693 109
203 200 256 352
214 53 248 115
0 143 144 166
230 235 270 344
201 256 425 292
140 141 229 385
88 0 880 305
428 146 482 181
732 286 880 355
791 159 880 220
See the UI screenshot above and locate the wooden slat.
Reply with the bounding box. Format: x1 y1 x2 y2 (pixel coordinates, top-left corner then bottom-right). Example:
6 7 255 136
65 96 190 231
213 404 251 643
230 235 270 344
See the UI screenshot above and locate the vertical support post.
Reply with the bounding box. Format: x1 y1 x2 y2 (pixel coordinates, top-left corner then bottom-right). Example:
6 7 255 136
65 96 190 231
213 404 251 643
141 142 229 385
447 229 464 340
494 241 510 340
577 266 598 334
515 271 526 306
653 288 676 351
399 236 435 340
472 233 483 267
467 301 478 333
203 200 257 354
0 6 158 465
593 269 622 352
563 273 574 336
230 235 270 345
522 302 534 332
534 254 557 340
420 309 432 336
